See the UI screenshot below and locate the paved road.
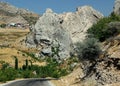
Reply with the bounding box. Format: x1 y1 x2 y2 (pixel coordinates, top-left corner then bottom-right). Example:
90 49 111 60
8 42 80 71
0 78 55 86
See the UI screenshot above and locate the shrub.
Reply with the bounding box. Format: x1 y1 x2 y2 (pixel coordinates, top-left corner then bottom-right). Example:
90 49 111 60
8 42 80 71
0 68 18 82
0 24 6 28
88 14 120 42
22 70 34 78
76 38 101 61
0 58 69 82
1 62 9 70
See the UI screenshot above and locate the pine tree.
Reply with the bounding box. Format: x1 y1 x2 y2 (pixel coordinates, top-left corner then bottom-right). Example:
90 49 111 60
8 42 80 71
14 56 18 70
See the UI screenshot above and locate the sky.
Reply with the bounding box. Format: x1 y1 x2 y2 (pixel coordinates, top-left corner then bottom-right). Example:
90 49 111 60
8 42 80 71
1 0 115 16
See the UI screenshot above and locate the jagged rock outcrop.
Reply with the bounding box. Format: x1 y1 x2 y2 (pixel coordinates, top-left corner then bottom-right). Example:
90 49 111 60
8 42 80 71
113 0 120 15
26 8 72 60
26 6 103 60
61 6 103 43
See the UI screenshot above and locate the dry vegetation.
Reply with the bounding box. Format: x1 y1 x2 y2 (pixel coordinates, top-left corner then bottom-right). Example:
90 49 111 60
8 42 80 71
0 28 45 68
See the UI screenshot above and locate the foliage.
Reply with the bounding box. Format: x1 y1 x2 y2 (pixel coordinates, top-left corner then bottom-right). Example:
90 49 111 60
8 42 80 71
76 37 101 61
14 56 18 70
51 43 60 57
29 58 68 78
25 52 40 61
0 68 18 82
0 24 6 28
87 14 120 42
25 59 28 68
0 58 69 82
0 61 9 70
21 70 34 78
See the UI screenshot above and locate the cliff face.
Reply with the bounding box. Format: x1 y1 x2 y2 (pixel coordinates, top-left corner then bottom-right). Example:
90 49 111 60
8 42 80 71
26 6 103 60
61 6 103 43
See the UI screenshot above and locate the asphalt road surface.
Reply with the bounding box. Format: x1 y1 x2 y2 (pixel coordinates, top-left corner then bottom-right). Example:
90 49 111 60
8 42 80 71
0 78 55 86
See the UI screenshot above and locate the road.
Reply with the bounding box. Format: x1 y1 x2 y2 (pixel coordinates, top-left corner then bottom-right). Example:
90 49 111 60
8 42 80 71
0 78 55 86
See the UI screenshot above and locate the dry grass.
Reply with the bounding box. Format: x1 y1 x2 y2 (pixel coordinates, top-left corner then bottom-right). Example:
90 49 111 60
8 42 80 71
0 28 45 68
0 28 29 44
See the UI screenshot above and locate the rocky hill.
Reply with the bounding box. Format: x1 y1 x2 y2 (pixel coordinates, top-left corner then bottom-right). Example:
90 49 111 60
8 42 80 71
0 2 39 25
0 0 120 86
25 6 103 60
24 0 120 86
78 0 120 86
0 2 31 15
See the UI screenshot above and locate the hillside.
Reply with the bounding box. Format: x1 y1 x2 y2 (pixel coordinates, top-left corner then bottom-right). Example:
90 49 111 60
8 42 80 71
0 28 45 68
0 2 39 25
0 0 120 86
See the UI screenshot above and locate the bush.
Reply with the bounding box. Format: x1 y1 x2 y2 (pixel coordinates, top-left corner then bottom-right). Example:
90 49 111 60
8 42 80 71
0 58 69 82
0 68 18 82
76 38 101 61
22 70 34 78
0 24 6 28
88 14 120 42
1 62 9 70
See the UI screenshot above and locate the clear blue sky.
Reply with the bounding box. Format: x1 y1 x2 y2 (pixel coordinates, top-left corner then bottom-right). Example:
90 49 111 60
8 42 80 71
1 0 115 16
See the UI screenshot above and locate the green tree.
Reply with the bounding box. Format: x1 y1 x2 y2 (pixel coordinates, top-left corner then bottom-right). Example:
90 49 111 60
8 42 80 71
14 56 18 70
25 59 28 68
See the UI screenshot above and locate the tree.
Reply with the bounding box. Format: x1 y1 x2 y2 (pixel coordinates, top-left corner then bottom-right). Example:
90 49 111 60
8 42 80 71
14 56 18 70
25 59 28 68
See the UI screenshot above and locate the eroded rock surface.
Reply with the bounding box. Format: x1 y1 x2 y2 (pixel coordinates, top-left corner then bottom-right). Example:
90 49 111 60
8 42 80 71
26 8 72 60
61 6 103 43
80 58 120 86
26 6 103 60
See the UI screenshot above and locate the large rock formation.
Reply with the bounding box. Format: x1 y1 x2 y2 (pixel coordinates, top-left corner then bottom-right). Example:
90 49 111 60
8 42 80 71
26 9 72 60
26 6 103 60
113 0 120 15
61 6 103 43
